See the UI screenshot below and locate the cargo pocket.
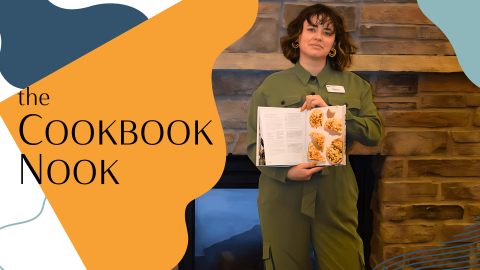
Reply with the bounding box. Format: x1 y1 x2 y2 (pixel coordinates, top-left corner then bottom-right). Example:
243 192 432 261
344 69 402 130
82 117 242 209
359 251 366 270
267 95 302 108
328 96 362 116
263 243 275 270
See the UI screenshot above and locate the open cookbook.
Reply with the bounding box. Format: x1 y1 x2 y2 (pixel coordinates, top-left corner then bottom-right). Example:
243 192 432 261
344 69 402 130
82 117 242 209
256 106 346 167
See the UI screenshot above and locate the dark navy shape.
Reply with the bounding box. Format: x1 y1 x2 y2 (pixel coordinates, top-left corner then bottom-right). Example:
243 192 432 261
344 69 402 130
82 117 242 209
0 0 147 89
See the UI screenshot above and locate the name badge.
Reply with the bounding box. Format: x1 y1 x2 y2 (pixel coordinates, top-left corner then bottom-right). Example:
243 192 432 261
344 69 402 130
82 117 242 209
326 85 345 93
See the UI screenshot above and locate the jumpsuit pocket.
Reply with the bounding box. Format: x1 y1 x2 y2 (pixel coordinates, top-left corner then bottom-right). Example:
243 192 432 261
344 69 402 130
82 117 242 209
267 95 302 108
263 243 275 270
359 251 366 270
327 96 362 116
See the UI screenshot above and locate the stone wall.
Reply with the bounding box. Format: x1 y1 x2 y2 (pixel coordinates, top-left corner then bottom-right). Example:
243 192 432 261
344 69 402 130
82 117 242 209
371 72 480 270
213 0 480 269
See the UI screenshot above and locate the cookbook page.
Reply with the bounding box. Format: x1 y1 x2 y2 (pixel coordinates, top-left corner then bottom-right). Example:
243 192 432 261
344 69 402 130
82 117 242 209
305 106 346 166
258 106 305 166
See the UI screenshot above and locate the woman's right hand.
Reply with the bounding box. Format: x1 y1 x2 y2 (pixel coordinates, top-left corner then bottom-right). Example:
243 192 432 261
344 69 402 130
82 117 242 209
300 95 328 112
287 162 329 181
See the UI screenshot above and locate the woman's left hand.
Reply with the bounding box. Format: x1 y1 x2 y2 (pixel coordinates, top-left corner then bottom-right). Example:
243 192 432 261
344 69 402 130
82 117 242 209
300 95 328 112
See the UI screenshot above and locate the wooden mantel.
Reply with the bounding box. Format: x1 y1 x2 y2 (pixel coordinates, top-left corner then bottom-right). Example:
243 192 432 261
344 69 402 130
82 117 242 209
213 53 463 73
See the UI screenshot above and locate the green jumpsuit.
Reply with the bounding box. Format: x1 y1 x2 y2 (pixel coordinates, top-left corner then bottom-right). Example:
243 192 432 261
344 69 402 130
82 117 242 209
246 60 382 270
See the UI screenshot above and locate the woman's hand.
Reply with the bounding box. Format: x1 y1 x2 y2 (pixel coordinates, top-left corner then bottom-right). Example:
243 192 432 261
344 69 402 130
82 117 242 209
287 162 329 181
300 95 328 112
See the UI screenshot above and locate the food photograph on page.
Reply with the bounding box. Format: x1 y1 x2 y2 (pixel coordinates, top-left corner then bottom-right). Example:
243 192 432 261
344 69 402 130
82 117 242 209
177 0 480 270
307 107 345 165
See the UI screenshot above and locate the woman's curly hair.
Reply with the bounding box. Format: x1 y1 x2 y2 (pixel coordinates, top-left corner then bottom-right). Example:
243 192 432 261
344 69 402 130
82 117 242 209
281 4 357 71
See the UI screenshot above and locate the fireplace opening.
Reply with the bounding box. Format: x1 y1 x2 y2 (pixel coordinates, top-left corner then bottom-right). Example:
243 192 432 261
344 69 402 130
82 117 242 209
179 154 377 270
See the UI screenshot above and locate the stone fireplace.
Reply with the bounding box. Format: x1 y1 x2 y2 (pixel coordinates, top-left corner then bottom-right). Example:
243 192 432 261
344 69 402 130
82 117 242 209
212 1 480 269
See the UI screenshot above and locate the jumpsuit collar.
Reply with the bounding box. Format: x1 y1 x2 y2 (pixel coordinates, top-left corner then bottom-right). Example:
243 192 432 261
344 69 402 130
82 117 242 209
293 59 334 88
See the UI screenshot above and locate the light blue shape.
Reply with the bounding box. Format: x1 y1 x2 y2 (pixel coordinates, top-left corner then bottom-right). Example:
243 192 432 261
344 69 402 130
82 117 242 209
375 221 480 270
392 250 480 270
454 224 480 237
0 197 47 270
0 197 47 231
418 0 480 87
374 241 480 270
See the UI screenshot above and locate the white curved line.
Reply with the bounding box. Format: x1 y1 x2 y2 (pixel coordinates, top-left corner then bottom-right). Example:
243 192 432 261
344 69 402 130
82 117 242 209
48 0 182 19
0 34 22 103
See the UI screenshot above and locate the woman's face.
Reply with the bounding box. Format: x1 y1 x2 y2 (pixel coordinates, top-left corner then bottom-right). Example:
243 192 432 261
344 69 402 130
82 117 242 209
298 15 336 61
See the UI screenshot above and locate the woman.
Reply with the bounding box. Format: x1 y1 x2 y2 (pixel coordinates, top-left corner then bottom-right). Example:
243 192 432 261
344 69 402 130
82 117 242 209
246 4 382 270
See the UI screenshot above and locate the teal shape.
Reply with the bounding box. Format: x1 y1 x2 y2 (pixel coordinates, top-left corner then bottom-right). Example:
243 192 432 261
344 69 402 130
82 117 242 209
418 0 480 88
0 0 147 89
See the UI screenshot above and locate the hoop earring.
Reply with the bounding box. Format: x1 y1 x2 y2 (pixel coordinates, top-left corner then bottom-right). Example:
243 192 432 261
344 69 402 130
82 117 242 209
328 48 336 57
292 42 299 49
